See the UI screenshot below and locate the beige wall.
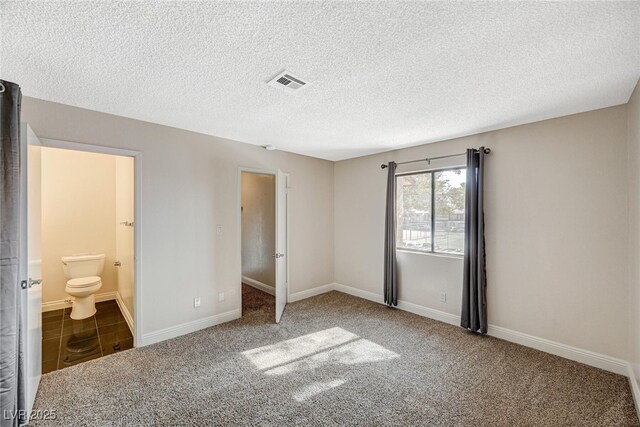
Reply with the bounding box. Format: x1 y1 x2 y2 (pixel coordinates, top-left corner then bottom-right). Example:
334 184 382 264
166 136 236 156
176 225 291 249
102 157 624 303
628 80 640 384
115 156 135 319
335 106 630 359
241 172 276 287
41 147 118 303
23 97 335 338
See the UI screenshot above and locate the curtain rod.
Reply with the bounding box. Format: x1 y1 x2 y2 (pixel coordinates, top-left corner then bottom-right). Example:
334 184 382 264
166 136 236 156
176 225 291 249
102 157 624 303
380 147 491 169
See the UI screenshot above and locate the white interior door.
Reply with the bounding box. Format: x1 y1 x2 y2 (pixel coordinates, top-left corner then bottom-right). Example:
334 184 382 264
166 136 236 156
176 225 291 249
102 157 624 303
20 123 42 413
275 169 288 323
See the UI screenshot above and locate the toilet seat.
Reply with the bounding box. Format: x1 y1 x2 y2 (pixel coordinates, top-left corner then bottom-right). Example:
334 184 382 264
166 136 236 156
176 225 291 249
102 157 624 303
67 276 101 288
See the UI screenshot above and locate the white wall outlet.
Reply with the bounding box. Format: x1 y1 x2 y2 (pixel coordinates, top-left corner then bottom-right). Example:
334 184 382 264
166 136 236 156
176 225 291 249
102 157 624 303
216 225 223 235
218 292 225 302
439 292 447 303
193 297 201 308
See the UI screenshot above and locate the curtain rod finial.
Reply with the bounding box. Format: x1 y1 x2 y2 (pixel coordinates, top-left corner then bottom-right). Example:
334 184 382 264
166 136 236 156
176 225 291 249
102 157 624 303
381 164 388 169
484 148 491 154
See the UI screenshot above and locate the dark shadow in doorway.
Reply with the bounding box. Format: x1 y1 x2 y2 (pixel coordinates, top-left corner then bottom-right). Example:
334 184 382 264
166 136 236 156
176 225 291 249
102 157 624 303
242 284 274 319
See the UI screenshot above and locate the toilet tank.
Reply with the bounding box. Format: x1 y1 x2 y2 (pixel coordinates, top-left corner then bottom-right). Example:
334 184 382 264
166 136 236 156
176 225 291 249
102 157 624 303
61 253 105 279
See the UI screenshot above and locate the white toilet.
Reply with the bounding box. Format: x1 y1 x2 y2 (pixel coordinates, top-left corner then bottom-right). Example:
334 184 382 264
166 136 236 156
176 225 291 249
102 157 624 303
61 253 105 320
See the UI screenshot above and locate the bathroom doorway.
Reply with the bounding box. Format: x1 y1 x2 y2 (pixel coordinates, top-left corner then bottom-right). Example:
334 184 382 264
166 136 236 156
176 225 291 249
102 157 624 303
30 141 139 373
239 169 289 323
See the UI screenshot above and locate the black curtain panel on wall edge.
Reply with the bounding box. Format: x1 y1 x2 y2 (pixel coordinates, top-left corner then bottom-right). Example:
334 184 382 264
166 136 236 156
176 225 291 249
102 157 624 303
461 147 488 334
384 161 398 307
0 79 27 426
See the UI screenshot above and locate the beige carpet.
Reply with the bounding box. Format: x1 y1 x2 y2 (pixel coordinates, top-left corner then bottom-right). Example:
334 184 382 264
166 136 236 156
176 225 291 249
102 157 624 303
32 291 638 426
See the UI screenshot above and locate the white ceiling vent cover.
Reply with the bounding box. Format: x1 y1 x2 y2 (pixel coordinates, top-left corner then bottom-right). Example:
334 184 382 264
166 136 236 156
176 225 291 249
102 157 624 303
267 71 310 94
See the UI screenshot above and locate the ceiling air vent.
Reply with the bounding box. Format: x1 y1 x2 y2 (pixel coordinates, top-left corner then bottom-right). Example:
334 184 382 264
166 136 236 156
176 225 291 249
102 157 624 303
267 71 309 94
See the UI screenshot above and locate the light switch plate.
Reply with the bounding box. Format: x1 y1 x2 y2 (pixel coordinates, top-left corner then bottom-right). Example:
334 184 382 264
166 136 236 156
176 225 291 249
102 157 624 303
218 292 225 302
216 225 223 235
194 297 201 308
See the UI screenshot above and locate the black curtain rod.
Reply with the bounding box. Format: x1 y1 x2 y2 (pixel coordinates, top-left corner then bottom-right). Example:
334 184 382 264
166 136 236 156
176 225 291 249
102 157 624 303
380 148 491 169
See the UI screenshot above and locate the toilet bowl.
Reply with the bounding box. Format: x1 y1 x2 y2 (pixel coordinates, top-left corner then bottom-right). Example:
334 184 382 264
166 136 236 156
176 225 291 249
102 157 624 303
65 276 102 319
61 253 105 320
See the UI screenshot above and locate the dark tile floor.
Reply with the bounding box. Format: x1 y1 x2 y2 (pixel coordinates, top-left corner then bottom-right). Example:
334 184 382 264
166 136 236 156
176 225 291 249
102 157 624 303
42 300 134 374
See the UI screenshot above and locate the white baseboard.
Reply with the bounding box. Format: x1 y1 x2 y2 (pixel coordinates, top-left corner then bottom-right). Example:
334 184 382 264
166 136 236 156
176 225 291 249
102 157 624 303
333 283 459 327
487 324 627 375
141 309 241 347
333 282 628 376
41 291 117 312
289 283 335 302
114 291 135 338
139 281 332 348
333 283 382 304
242 276 275 296
397 299 460 327
242 278 335 303
628 363 640 416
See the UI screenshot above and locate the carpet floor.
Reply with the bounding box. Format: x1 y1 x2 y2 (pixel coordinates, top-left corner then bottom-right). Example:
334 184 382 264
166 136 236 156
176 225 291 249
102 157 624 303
242 283 274 316
32 291 638 426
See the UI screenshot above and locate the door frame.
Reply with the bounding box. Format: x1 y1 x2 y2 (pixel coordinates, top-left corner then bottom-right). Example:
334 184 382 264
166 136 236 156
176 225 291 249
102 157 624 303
37 137 143 347
22 123 42 414
237 167 290 315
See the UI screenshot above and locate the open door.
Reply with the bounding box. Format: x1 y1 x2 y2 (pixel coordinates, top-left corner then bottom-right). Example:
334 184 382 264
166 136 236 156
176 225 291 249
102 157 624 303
274 169 288 323
20 123 42 413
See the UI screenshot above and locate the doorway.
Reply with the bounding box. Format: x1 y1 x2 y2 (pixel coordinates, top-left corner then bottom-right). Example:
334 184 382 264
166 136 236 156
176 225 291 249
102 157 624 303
241 171 276 319
25 131 142 377
20 126 142 412
239 168 289 323
35 146 136 373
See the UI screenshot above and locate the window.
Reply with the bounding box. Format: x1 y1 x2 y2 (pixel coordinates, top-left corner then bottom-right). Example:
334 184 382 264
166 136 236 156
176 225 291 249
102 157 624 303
396 168 466 255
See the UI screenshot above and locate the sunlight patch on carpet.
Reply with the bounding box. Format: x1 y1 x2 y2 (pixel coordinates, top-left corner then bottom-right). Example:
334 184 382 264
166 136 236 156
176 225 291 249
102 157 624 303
242 327 399 376
292 379 347 402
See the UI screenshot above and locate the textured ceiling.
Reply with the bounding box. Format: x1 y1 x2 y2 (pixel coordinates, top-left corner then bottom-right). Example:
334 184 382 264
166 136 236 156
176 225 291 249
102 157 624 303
1 2 639 161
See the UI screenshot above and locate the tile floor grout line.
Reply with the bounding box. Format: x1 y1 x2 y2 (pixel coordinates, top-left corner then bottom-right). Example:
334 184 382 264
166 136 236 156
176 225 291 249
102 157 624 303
94 314 104 357
56 308 64 370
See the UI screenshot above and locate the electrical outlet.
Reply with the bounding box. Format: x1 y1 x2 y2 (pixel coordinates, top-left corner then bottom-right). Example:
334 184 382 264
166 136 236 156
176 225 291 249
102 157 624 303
439 292 447 303
194 297 201 308
218 292 225 302
216 225 223 235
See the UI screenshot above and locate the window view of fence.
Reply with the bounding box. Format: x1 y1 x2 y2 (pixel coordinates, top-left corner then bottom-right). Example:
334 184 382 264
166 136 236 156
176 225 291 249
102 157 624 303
396 168 466 255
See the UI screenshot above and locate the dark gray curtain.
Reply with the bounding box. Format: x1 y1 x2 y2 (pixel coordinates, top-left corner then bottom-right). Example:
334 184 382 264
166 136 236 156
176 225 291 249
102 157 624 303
0 80 26 426
461 147 487 334
384 161 397 307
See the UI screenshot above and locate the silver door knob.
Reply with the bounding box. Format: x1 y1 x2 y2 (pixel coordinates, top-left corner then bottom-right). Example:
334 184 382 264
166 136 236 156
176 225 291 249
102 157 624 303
28 278 42 288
